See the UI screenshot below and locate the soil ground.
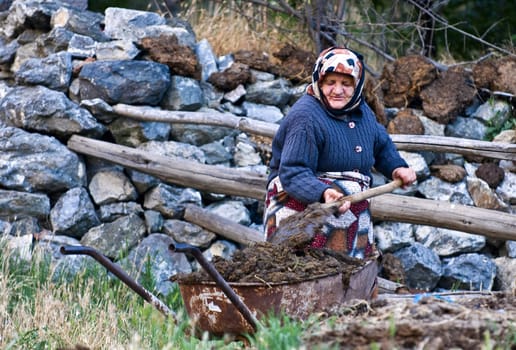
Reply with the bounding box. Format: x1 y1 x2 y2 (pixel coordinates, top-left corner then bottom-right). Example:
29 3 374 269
304 291 516 349
175 241 516 349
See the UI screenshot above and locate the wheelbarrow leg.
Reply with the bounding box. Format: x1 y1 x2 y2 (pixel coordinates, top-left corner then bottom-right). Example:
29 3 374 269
170 243 261 332
60 245 176 320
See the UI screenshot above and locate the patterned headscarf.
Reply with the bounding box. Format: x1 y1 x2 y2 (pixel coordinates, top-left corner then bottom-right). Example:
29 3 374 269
307 47 365 116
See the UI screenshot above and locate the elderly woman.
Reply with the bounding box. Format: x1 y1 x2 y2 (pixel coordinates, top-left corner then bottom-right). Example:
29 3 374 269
264 47 416 259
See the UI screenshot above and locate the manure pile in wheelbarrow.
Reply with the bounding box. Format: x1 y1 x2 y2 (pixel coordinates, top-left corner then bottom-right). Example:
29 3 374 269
174 239 367 286
171 235 379 335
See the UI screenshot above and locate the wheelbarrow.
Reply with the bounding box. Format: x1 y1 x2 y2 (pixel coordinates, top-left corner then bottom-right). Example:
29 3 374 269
60 243 378 336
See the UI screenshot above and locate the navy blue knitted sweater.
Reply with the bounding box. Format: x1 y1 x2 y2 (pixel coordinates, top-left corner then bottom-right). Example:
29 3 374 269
268 94 408 204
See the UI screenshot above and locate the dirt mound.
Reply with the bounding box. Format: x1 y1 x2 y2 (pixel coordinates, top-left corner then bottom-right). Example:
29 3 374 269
304 292 516 349
174 240 367 285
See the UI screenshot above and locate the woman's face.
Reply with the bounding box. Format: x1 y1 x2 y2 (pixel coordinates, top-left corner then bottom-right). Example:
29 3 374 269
320 72 355 110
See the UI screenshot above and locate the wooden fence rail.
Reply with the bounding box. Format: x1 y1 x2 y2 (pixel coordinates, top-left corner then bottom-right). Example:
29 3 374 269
112 104 516 161
67 135 516 242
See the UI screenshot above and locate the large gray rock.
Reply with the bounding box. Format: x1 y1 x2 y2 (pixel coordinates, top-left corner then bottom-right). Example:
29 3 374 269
0 0 13 11
36 26 74 56
163 219 216 249
205 200 252 226
51 6 108 42
1 0 61 38
103 7 166 42
0 127 86 192
414 225 486 257
137 140 205 163
7 217 39 237
445 116 488 140
119 233 192 296
0 38 19 64
67 34 96 58
50 187 100 238
95 40 140 61
103 7 196 47
418 176 474 205
97 202 144 223
394 242 442 291
169 122 236 146
195 38 218 82
143 184 202 219
108 119 171 148
0 189 50 219
88 169 138 205
80 214 146 259
161 75 203 111
493 257 516 292
439 253 497 291
78 60 171 105
374 222 414 252
15 51 72 92
245 78 292 107
0 85 106 138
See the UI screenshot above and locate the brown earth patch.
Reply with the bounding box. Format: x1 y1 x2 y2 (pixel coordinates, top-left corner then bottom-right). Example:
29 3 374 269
174 240 367 285
303 292 516 349
420 66 477 124
207 62 253 91
387 108 425 135
139 34 201 79
272 43 316 84
380 55 437 108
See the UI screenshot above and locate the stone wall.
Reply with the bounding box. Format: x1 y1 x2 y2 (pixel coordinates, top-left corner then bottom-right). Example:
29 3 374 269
0 0 515 295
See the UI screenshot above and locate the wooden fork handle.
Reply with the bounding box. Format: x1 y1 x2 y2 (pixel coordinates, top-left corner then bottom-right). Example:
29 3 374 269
321 178 403 209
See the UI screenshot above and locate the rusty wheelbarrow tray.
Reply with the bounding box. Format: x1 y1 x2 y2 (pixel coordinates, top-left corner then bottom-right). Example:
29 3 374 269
60 243 379 336
177 260 378 335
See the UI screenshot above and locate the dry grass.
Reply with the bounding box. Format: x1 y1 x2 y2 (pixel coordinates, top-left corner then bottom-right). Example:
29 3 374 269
0 244 242 350
0 255 125 349
181 1 314 60
177 2 392 74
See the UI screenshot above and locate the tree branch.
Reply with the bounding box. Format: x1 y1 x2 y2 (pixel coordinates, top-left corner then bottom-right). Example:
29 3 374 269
407 0 516 57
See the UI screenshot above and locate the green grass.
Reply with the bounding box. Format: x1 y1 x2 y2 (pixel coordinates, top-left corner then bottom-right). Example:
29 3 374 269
0 245 311 349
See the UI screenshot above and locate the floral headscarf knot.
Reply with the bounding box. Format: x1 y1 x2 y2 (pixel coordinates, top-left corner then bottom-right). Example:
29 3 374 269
307 47 365 115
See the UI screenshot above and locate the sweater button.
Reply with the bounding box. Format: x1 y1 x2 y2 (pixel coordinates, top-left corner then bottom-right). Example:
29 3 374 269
355 145 362 153
349 121 356 128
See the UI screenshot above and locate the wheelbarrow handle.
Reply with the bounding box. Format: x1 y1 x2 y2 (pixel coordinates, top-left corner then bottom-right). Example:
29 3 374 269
321 178 403 209
170 243 261 332
60 245 176 319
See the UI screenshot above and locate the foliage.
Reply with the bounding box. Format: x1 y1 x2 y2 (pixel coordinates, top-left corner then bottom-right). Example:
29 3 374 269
484 117 516 141
247 312 305 350
440 0 516 58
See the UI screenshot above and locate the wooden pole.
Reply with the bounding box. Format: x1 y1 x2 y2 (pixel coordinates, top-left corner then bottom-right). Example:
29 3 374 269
183 204 265 244
67 135 516 242
112 104 516 161
370 194 516 241
112 104 278 138
390 134 516 161
67 135 267 200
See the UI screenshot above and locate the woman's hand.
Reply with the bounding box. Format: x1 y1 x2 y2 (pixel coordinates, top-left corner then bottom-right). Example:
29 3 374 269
392 167 417 187
323 188 350 214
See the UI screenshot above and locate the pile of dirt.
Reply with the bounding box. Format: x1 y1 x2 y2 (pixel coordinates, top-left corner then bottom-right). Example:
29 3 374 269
303 291 516 349
174 240 367 285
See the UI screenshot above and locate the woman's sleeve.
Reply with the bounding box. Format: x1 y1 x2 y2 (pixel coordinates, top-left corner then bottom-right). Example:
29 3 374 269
373 122 408 179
